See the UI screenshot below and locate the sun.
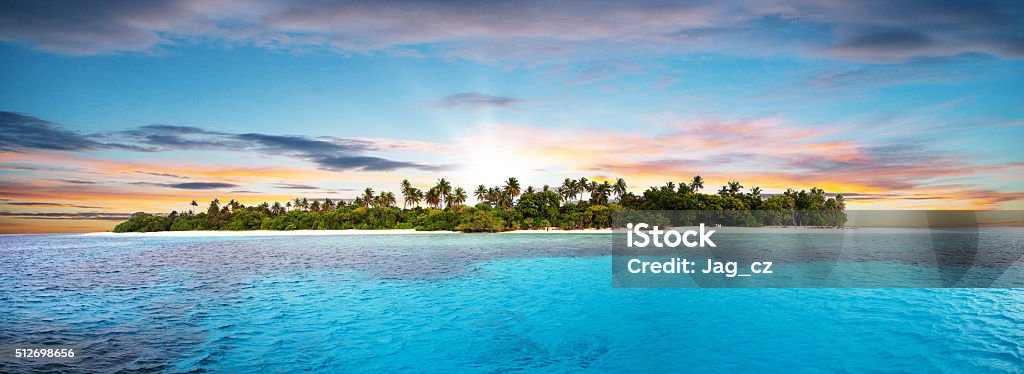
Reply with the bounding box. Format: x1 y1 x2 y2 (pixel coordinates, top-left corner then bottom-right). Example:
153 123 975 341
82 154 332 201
452 129 546 189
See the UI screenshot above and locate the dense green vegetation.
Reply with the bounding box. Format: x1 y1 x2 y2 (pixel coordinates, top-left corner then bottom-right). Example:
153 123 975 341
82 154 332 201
113 176 847 233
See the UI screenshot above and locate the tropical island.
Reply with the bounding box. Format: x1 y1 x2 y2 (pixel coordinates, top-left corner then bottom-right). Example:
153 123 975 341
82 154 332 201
112 176 848 233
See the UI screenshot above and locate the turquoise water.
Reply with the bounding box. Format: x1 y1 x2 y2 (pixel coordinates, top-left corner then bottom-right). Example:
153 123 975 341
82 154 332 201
1 233 1023 372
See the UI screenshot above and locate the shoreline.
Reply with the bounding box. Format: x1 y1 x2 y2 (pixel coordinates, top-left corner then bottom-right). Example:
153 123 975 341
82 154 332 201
57 226 1015 238
79 228 614 237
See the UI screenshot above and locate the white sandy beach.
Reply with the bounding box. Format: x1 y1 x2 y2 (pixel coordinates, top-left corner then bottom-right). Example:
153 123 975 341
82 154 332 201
502 228 612 234
81 228 613 237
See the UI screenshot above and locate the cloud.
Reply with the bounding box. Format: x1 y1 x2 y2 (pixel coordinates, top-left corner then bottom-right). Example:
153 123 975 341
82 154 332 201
2 202 102 209
0 211 132 221
167 182 238 190
57 179 96 185
838 29 933 52
0 112 142 152
809 65 975 89
1 111 447 172
1 1 1021 62
134 171 190 179
315 156 441 172
433 93 524 110
235 133 368 155
273 183 319 190
822 1 1024 61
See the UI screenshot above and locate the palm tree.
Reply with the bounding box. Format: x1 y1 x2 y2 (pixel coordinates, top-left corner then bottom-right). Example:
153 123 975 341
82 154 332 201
208 198 221 215
504 177 521 202
378 192 396 208
487 187 500 206
560 178 575 203
525 186 536 195
361 188 375 207
613 178 627 201
452 187 468 206
751 187 762 197
727 181 743 196
595 181 612 205
409 188 423 208
403 185 419 208
690 175 704 192
189 199 198 214
474 185 487 203
578 177 589 202
497 191 513 208
400 179 413 209
425 187 441 209
435 178 451 207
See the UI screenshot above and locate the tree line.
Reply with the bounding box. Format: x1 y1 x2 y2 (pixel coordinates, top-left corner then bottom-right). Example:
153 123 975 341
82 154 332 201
112 176 847 233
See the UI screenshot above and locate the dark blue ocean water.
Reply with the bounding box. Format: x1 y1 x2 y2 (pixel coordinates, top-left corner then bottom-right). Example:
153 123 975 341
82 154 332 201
1 232 1022 372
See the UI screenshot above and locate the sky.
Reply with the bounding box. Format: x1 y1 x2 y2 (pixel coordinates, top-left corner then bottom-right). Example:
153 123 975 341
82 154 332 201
1 0 1023 233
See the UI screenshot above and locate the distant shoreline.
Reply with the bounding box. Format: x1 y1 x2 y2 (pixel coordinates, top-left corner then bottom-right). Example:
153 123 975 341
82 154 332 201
81 228 614 237
13 226 1013 237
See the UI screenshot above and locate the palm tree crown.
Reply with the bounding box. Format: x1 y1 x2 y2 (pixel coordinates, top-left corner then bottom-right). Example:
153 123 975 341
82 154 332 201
504 177 521 201
474 185 487 203
435 178 452 207
614 178 627 200
452 187 468 206
690 175 704 192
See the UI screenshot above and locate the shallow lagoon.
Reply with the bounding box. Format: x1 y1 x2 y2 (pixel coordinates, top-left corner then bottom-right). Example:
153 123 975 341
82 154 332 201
1 233 1022 372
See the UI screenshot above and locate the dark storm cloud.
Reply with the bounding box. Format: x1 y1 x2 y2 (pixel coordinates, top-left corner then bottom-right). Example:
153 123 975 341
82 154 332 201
1 1 1021 62
167 182 238 190
0 111 447 172
434 93 524 110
